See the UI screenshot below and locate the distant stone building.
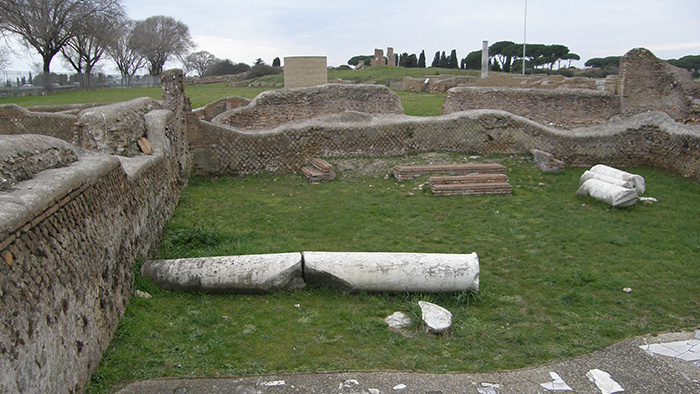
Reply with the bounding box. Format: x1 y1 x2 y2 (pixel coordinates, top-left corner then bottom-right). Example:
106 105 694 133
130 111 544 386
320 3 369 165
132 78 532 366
284 56 328 89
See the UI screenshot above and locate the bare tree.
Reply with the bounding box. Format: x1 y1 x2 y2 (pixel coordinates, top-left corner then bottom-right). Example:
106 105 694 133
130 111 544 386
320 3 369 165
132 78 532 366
61 7 125 87
131 15 194 76
105 20 145 86
0 46 10 71
0 0 124 90
183 50 217 77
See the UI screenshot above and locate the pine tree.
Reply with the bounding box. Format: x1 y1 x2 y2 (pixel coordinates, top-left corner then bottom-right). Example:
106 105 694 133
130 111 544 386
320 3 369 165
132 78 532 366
418 50 426 68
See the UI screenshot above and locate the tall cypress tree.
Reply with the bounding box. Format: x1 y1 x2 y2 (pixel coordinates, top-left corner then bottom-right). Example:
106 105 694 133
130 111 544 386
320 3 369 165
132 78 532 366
448 49 458 69
439 51 448 68
431 51 440 68
418 50 426 68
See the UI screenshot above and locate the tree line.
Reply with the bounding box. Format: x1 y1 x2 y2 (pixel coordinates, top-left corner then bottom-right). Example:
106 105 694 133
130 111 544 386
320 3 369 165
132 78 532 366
0 0 200 90
349 42 582 73
0 0 280 90
350 43 700 78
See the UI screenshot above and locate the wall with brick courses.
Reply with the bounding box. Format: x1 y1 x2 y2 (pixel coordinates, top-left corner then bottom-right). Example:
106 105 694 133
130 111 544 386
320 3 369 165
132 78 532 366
443 87 621 128
0 104 78 143
283 56 328 89
193 108 700 180
211 84 403 130
619 48 700 123
0 70 191 393
401 74 619 94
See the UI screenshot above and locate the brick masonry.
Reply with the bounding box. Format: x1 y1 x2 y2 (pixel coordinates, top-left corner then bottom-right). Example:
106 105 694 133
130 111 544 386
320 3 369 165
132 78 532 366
619 47 700 123
0 70 191 393
0 104 78 143
442 87 620 128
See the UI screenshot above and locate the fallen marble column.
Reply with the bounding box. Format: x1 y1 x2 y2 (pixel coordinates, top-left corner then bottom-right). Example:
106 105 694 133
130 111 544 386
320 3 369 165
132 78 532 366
577 178 639 207
141 253 305 293
589 164 645 195
580 170 636 190
302 252 479 293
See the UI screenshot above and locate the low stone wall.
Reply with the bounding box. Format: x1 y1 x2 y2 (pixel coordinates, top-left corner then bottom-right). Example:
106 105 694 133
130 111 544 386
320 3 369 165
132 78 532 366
400 74 619 94
0 70 191 393
212 84 403 130
443 87 621 128
192 108 700 180
0 104 78 143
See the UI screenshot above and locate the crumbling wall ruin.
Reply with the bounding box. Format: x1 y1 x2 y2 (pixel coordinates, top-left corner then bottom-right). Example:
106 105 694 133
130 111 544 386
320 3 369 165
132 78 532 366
211 84 403 130
0 70 191 394
443 87 620 128
194 108 700 179
619 47 700 123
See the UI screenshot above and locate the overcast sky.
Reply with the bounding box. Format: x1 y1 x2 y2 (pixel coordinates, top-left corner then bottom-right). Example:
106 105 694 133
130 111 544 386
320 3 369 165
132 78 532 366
4 0 700 74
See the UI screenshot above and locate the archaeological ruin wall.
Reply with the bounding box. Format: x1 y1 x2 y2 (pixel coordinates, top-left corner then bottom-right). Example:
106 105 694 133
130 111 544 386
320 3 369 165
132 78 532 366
0 70 191 394
619 48 700 123
0 104 79 143
194 108 700 179
188 49 700 179
443 87 621 128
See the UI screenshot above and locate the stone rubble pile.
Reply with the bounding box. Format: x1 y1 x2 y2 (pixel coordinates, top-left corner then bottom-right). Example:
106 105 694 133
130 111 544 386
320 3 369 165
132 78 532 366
383 301 454 335
531 148 565 173
301 158 336 182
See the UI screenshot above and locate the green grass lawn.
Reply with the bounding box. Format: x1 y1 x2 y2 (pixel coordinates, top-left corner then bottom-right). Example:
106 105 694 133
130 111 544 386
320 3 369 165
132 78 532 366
87 153 700 393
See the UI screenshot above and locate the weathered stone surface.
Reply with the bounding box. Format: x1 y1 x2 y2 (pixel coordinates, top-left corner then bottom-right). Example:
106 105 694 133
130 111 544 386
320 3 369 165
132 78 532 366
589 164 645 195
419 301 452 333
302 252 479 293
385 312 412 330
77 97 161 156
577 178 639 207
531 149 565 173
619 47 700 123
0 69 191 394
0 134 79 190
212 84 403 130
0 103 78 142
443 86 620 128
141 253 305 293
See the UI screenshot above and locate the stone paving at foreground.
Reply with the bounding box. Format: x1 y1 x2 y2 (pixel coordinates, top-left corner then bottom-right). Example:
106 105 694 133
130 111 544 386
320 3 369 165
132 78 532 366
116 330 700 394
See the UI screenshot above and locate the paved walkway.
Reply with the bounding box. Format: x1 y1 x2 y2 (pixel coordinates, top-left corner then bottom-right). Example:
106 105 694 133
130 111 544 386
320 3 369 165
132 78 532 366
115 330 700 394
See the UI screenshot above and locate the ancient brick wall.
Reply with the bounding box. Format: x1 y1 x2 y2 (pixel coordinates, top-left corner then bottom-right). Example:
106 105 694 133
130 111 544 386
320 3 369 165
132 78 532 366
443 87 621 128
212 84 403 130
400 74 619 94
0 70 191 393
0 104 78 143
193 109 700 180
619 48 700 123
